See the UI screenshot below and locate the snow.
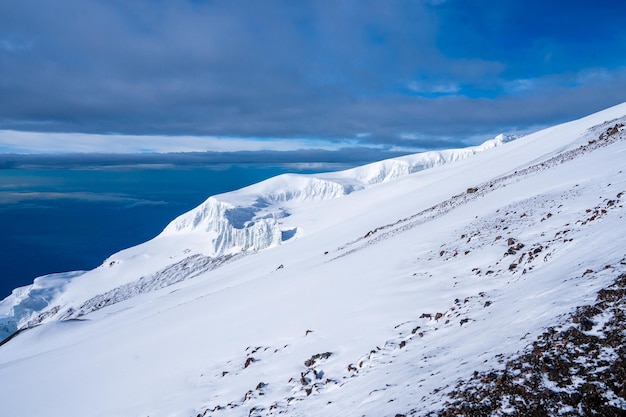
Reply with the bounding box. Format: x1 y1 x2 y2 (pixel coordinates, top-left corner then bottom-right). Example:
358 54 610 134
158 134 514 259
0 102 626 416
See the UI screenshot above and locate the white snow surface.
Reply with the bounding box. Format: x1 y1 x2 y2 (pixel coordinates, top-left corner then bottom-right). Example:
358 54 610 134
0 103 625 417
159 133 510 255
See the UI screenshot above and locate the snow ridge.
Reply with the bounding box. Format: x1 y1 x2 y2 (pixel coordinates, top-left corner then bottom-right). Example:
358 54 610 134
161 135 512 257
0 134 512 339
334 119 626 259
52 255 234 324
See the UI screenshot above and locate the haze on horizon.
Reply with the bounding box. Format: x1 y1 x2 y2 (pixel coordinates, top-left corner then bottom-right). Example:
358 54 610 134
1 0 625 154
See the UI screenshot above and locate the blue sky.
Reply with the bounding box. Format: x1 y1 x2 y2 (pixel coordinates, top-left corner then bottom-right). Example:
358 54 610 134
1 0 625 153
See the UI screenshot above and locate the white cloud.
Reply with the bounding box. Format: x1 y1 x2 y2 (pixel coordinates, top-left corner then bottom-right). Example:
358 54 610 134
407 81 460 95
504 78 536 93
576 68 611 84
0 131 356 154
0 191 165 206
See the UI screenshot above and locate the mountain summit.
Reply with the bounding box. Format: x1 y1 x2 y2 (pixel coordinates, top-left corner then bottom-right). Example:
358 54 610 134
1 103 625 416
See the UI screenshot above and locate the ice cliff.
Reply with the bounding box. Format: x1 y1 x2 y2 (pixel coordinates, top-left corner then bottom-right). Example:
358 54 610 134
159 134 512 256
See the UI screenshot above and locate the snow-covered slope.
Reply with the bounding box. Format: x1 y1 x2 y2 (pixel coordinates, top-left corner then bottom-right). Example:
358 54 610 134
0 134 510 331
160 134 512 254
0 104 625 417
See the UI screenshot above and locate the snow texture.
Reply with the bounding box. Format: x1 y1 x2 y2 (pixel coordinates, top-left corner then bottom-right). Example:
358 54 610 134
0 104 625 417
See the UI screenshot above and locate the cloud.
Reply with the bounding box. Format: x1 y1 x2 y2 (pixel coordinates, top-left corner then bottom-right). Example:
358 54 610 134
407 81 460 96
0 0 625 151
0 148 415 172
504 79 536 94
0 131 358 154
0 191 166 206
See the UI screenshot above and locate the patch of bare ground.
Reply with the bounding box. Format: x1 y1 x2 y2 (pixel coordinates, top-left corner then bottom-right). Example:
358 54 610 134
421 273 626 416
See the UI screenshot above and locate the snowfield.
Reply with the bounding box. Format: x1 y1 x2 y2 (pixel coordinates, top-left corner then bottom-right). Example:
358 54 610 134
0 104 625 417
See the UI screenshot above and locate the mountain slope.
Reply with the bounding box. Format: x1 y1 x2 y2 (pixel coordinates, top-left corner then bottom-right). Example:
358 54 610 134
0 134 510 331
0 104 625 417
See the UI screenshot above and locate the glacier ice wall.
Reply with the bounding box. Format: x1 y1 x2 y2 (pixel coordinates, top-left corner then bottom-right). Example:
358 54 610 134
159 135 512 257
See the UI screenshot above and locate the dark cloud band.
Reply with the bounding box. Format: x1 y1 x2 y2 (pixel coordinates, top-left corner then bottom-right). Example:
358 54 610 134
1 0 625 151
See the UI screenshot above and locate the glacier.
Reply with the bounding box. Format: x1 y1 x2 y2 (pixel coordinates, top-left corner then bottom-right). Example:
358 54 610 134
160 133 514 254
0 133 512 336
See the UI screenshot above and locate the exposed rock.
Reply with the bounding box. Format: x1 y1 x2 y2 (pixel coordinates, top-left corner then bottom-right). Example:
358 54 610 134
304 352 332 368
244 357 256 368
422 274 626 417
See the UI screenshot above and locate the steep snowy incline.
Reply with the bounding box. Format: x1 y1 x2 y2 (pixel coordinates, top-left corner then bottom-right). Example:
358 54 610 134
159 133 513 250
0 103 625 417
0 133 513 332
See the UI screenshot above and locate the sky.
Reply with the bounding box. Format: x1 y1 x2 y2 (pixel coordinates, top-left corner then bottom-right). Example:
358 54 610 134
1 0 625 154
